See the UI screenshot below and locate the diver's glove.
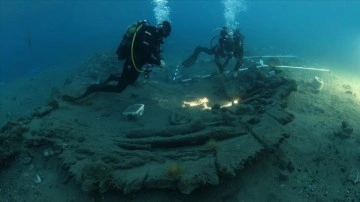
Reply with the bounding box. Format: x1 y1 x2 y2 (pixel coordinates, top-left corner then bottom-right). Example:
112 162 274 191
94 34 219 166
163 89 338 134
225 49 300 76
160 59 166 69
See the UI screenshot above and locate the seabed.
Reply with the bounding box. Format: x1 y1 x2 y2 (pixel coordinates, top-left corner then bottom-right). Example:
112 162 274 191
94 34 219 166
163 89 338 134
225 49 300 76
0 54 359 201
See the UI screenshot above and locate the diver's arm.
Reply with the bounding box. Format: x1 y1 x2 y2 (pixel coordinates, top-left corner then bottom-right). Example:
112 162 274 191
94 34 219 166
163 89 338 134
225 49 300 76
148 45 162 66
144 26 163 66
148 56 161 66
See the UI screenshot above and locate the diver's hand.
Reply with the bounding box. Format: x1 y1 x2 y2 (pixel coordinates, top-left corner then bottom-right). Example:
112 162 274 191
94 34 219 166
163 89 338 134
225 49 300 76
160 59 166 69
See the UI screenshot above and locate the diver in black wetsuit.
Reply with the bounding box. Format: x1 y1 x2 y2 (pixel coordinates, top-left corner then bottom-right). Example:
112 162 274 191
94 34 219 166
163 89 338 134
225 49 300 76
182 26 244 76
62 20 171 102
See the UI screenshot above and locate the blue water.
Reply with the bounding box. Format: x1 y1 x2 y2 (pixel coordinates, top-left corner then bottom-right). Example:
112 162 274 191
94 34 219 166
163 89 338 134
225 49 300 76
1 1 359 82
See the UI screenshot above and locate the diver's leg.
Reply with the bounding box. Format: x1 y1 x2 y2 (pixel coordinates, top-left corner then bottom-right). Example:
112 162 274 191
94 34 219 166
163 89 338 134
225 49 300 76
182 46 214 67
62 60 143 102
234 57 242 72
101 73 122 85
62 79 128 102
101 59 141 92
62 66 125 102
222 56 231 69
91 60 141 93
79 73 124 97
62 84 103 102
215 54 225 73
117 60 141 88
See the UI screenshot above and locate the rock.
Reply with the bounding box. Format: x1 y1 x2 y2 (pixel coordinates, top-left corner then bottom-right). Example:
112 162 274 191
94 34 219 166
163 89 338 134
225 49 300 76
276 79 297 99
348 168 360 184
144 162 176 189
43 148 55 158
47 99 59 110
169 109 192 125
216 134 264 177
279 171 289 181
341 121 353 135
113 166 148 194
19 152 33 165
266 107 294 125
32 105 53 118
211 103 221 110
342 84 351 90
334 131 350 139
310 76 324 92
145 158 220 194
247 117 260 125
71 159 114 193
223 79 240 99
34 174 42 184
334 121 353 139
234 104 255 115
287 161 295 173
0 120 27 166
1 119 30 134
178 157 219 194
251 114 290 149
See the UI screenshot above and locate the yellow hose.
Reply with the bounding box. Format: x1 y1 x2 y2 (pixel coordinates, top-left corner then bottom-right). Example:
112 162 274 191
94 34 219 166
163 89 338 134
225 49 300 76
131 24 144 73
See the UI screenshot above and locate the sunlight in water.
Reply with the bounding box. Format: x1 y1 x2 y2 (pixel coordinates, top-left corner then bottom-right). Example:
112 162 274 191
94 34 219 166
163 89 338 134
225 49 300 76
152 0 170 24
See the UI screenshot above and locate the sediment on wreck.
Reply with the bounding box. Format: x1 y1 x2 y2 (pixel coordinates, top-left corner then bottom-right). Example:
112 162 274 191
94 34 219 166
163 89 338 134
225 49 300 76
0 64 297 195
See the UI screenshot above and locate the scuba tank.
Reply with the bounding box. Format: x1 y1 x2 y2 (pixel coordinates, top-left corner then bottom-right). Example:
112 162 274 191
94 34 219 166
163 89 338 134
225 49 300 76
116 20 147 60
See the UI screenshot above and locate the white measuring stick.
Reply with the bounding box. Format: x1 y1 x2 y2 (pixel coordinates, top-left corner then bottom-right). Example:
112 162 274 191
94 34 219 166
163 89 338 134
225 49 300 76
244 55 297 59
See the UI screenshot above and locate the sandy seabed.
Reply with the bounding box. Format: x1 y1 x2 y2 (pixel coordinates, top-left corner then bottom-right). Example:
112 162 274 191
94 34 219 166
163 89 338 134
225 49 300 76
0 54 359 202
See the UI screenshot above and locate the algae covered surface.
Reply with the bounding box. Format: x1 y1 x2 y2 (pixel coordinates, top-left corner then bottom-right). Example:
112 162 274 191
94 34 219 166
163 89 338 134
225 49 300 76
1 53 359 201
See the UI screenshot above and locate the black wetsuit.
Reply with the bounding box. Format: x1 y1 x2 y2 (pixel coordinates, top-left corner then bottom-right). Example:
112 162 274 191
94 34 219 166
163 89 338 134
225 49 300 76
63 22 165 102
182 28 244 73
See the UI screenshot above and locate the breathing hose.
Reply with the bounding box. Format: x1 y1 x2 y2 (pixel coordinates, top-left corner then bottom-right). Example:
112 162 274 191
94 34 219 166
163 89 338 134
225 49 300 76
131 24 144 73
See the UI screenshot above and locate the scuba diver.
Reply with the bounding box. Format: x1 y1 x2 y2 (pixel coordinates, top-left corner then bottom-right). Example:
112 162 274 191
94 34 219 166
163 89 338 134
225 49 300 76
62 20 171 102
181 26 244 76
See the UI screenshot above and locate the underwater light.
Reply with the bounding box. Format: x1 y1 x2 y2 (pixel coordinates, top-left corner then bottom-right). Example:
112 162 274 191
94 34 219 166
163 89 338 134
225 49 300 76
182 97 240 110
221 102 233 108
220 98 240 108
182 97 211 110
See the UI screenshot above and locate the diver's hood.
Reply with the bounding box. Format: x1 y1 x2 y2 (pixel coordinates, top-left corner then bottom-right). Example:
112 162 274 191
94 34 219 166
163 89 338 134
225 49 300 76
158 20 171 38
